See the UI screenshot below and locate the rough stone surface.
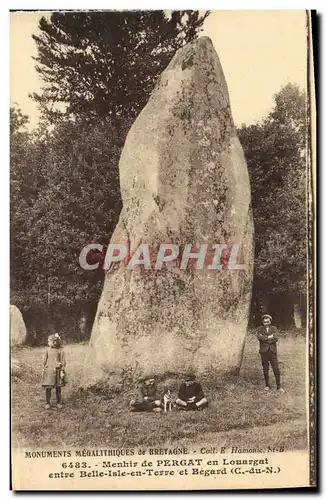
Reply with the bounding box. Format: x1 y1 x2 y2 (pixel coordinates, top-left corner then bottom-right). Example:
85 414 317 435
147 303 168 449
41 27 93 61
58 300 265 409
11 304 27 346
84 37 254 389
11 358 22 379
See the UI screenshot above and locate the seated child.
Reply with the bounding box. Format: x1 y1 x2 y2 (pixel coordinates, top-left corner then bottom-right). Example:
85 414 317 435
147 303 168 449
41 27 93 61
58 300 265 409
176 373 208 410
130 377 162 412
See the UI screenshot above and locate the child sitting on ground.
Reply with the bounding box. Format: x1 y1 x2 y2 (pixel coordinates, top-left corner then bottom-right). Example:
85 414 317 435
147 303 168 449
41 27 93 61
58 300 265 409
41 333 66 409
130 377 162 412
176 373 208 410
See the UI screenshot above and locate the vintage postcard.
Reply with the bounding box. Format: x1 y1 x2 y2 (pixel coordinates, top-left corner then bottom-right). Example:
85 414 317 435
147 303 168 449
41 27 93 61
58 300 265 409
10 10 316 490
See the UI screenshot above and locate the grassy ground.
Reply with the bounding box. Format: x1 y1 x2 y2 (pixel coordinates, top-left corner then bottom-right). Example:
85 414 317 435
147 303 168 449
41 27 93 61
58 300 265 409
11 332 307 451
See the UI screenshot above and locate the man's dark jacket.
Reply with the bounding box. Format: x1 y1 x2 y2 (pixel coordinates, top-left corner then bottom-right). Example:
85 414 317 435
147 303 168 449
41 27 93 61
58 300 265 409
256 325 279 354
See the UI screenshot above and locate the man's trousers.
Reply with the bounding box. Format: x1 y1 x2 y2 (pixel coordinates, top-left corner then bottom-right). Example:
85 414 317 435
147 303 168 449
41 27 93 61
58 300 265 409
260 350 281 389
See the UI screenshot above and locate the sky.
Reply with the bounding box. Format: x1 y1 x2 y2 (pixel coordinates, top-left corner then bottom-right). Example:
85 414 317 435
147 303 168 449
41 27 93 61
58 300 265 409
10 10 307 128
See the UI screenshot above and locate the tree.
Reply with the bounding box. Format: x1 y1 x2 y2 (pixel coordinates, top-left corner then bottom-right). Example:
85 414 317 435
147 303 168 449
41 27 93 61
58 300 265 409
10 106 29 134
11 106 30 304
238 83 307 328
32 11 209 125
15 118 122 341
10 106 49 334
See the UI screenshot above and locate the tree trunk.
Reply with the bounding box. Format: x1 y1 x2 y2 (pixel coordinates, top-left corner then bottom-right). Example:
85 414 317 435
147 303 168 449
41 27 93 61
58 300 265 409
293 302 303 329
79 313 87 342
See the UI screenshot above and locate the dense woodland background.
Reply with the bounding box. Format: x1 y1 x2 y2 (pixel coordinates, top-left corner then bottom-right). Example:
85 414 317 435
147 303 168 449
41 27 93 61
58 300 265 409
10 11 308 344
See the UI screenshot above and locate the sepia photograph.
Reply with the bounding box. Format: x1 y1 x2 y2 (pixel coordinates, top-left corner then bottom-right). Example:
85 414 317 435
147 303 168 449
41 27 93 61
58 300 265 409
10 9 316 490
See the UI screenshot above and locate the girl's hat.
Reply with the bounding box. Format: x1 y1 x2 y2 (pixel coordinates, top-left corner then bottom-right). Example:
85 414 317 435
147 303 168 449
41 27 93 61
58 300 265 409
262 314 272 321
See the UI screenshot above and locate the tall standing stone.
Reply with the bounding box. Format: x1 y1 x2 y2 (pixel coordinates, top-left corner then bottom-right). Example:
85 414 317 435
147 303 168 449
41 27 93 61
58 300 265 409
84 37 254 389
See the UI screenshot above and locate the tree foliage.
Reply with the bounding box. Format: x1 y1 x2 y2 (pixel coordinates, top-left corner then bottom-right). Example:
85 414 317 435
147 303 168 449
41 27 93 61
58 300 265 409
238 83 307 324
32 11 209 124
11 106 48 305
11 116 122 341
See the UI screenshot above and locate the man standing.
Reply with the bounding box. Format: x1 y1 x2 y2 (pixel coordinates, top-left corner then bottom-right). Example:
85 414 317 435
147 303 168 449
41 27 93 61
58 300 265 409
176 373 208 410
257 314 284 392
